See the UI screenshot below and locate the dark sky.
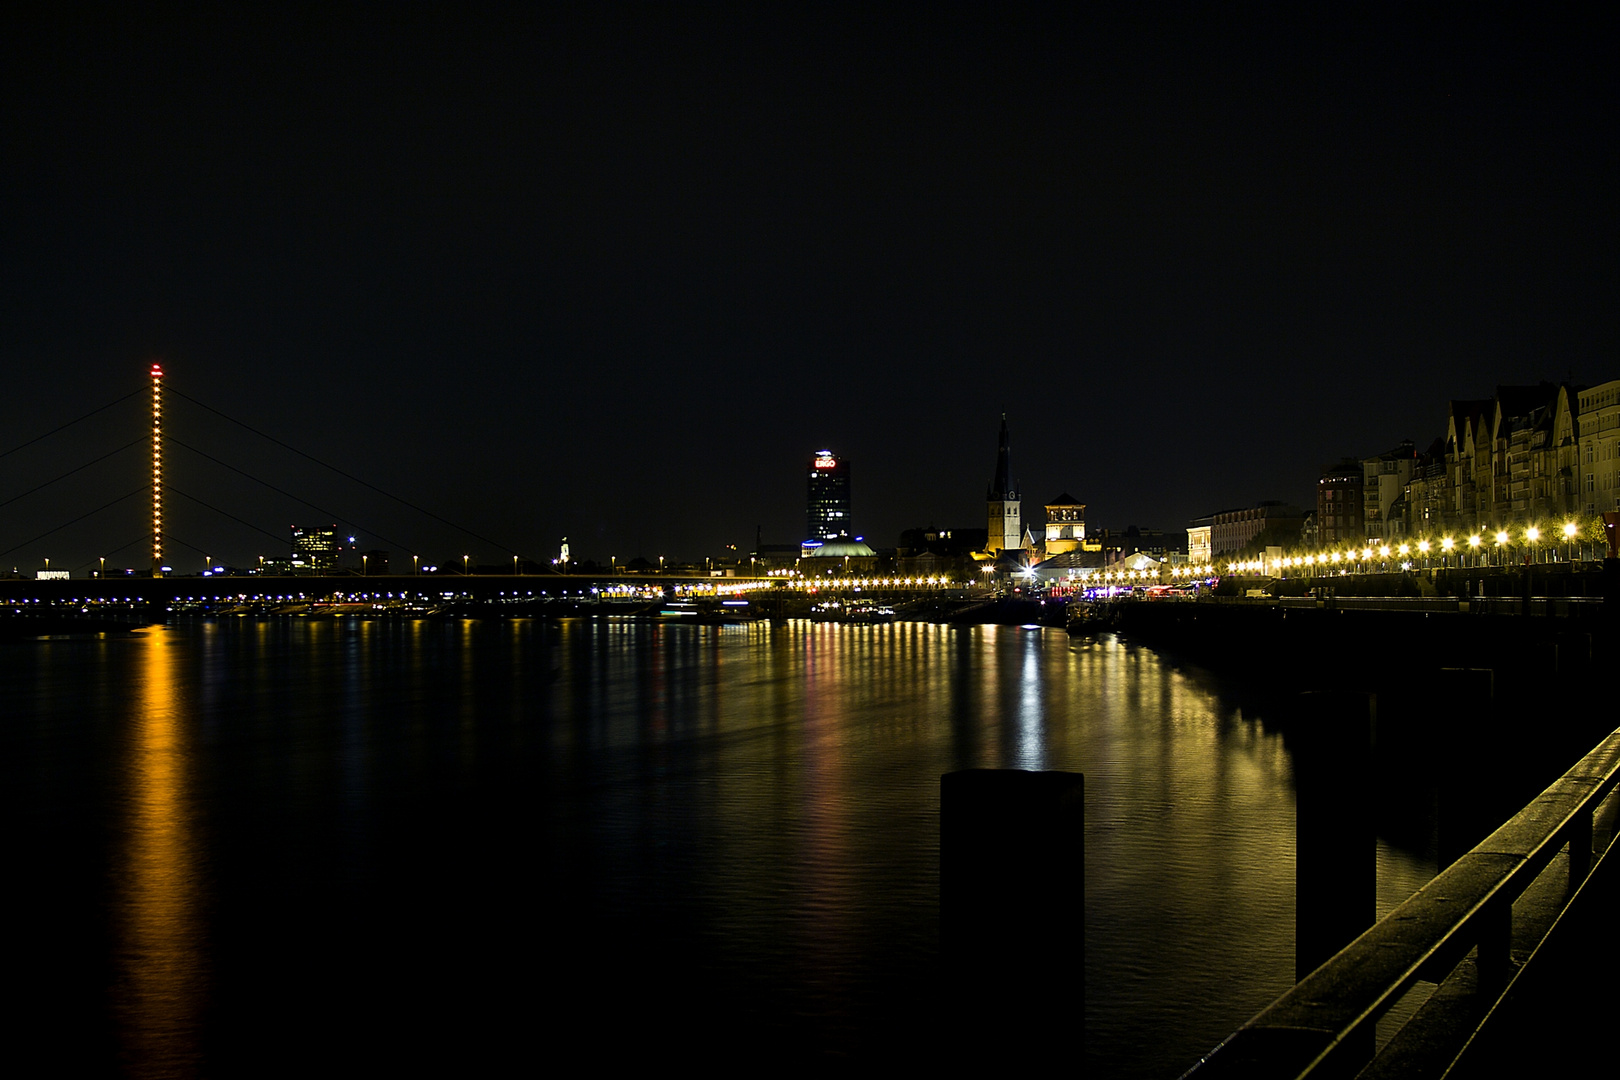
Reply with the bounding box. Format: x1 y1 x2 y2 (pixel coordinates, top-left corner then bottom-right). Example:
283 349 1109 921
2 8 1614 572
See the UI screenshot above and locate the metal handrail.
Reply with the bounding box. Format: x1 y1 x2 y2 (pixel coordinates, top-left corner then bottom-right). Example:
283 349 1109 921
1182 724 1620 1079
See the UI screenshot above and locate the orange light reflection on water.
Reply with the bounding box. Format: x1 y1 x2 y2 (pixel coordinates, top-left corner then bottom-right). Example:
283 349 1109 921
114 627 205 1079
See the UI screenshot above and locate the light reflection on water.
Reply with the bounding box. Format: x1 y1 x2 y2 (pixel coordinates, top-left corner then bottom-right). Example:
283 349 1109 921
115 627 205 1079
8 617 1438 1077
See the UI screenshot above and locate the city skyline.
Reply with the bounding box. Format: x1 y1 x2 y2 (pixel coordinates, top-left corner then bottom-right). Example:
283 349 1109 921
3 10 1613 570
2 364 1616 577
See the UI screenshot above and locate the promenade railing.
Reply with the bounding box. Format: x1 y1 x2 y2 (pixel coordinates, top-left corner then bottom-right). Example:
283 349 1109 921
1182 723 1620 1078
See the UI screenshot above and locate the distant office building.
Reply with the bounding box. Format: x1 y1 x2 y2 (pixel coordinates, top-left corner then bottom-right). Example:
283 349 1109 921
807 450 851 540
986 415 1022 553
291 524 340 574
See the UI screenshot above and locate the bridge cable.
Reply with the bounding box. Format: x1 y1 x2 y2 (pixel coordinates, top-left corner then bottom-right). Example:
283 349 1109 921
0 488 144 562
0 389 142 463
164 386 522 557
0 437 145 512
165 485 316 553
157 531 211 559
72 534 153 575
165 437 418 557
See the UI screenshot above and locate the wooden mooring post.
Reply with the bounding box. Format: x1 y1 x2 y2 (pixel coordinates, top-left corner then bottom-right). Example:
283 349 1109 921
1292 691 1376 984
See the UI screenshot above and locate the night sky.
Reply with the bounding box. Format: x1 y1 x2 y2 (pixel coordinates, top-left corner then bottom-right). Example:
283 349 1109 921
3 8 1614 572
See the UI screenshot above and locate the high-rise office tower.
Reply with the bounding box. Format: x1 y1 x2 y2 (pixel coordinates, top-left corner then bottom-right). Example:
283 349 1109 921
291 525 341 573
807 450 851 540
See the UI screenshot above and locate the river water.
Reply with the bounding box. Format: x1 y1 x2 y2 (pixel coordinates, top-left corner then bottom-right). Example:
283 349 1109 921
7 617 1436 1076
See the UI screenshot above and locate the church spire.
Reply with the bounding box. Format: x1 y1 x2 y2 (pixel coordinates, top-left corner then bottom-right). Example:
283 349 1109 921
987 412 1019 501
985 413 1023 554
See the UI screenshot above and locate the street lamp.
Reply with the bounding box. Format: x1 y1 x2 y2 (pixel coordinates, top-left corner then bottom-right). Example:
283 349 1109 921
1563 521 1578 562
463 554 470 575
1468 534 1481 567
1525 526 1540 565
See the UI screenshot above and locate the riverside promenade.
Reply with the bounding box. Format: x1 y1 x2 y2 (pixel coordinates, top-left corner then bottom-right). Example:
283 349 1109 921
1100 571 1620 1078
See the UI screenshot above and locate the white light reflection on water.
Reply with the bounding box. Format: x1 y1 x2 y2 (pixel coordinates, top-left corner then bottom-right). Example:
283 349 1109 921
1015 629 1046 771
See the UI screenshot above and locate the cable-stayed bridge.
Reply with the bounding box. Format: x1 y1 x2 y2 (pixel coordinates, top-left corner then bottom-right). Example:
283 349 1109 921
1 364 542 582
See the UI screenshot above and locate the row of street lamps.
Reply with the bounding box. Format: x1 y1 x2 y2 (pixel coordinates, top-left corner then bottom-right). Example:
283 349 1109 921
1229 522 1588 575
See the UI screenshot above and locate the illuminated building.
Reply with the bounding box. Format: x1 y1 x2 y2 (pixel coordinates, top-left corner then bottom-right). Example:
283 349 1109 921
985 415 1022 553
807 450 851 541
1578 380 1620 515
1361 441 1415 541
1187 518 1213 566
290 525 340 574
1043 493 1087 555
799 537 879 572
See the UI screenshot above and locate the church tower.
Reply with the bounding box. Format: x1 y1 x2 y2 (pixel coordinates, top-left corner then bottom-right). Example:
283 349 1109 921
986 414 1023 553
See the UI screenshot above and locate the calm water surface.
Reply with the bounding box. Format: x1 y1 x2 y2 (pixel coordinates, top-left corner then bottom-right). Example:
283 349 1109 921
7 617 1433 1076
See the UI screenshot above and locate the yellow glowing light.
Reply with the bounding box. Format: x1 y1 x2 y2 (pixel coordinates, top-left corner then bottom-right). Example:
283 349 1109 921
1564 522 1578 539
1495 531 1509 545
1525 527 1540 542
1418 540 1430 553
1468 535 1481 548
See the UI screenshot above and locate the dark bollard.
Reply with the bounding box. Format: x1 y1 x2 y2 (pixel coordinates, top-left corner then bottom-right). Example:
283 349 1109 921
941 769 1083 1065
1435 668 1496 870
1293 692 1376 984
1602 514 1619 612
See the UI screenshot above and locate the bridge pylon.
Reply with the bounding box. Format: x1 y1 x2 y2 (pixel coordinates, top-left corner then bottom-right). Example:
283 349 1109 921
150 363 164 578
